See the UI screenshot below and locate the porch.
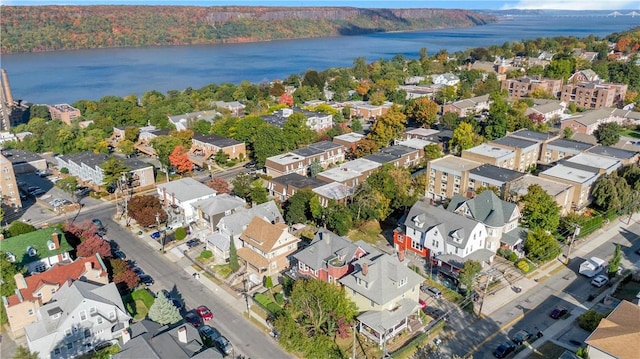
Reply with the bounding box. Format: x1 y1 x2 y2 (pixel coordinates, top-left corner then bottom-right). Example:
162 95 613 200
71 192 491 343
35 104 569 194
357 298 420 346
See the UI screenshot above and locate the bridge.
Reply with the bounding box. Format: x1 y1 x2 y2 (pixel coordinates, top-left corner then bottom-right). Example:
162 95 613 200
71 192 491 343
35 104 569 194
608 11 640 17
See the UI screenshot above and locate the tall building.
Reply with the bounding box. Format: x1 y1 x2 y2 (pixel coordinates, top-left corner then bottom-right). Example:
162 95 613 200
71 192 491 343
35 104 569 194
0 68 29 130
0 153 22 209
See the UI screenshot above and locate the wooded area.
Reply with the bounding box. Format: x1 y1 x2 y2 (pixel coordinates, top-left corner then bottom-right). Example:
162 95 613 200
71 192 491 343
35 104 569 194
0 6 496 53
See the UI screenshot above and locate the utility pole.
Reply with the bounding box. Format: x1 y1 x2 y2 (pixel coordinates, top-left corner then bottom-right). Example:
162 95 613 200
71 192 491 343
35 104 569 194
352 324 357 359
565 225 581 264
477 274 492 318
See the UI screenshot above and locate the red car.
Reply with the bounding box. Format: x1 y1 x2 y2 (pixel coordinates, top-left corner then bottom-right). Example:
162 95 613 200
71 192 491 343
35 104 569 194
419 299 427 309
196 305 213 321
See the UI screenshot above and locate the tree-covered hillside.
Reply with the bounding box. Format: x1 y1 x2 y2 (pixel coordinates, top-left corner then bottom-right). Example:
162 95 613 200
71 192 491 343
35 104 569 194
0 6 496 53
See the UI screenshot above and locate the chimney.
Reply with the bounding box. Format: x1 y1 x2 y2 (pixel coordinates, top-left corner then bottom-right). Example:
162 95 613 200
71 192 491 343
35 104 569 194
84 260 94 273
362 263 369 276
14 273 27 290
1 68 14 106
122 328 131 344
172 192 176 206
397 251 405 262
52 232 60 249
178 326 188 343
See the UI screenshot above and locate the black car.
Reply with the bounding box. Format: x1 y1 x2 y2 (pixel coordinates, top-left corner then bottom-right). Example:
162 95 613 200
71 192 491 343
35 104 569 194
113 250 126 260
139 274 154 286
493 342 515 358
214 336 233 355
186 238 201 248
185 311 203 328
550 306 568 319
512 329 532 345
199 325 222 347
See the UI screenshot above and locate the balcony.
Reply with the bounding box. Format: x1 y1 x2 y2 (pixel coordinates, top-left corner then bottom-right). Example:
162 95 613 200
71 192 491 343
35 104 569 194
327 256 347 269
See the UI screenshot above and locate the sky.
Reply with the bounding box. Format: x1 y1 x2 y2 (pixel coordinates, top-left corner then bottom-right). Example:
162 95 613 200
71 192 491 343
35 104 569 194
1 0 638 10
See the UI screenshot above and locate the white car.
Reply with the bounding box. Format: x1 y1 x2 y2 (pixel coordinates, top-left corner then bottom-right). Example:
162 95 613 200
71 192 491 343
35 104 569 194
591 274 609 288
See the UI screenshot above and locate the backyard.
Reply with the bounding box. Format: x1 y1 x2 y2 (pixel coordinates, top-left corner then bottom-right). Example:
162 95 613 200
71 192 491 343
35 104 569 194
123 288 155 321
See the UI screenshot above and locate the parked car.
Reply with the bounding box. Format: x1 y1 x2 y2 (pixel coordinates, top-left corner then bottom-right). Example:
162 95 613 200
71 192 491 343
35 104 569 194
493 342 515 358
214 336 233 355
36 169 48 177
550 306 568 319
418 299 427 309
185 311 203 328
150 231 161 239
27 186 40 193
113 250 126 260
139 274 154 286
92 218 104 229
31 189 46 197
512 329 532 345
196 305 213 321
186 238 202 248
132 267 144 276
199 325 221 347
591 274 609 288
422 285 442 299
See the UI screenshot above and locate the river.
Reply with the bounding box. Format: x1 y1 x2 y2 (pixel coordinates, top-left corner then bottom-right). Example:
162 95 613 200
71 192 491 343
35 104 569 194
2 11 638 105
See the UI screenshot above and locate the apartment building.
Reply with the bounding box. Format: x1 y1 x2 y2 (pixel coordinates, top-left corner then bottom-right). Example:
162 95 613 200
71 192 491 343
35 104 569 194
461 143 516 170
48 104 81 125
316 158 381 188
538 161 600 211
509 174 575 215
262 107 333 132
540 138 594 164
56 152 155 190
266 173 327 202
467 164 525 198
560 81 628 109
265 141 345 178
190 133 246 166
0 152 21 208
501 76 563 99
426 155 482 201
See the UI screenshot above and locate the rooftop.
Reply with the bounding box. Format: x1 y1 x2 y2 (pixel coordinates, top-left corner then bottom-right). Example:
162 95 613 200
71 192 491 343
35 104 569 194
546 138 594 152
0 149 44 164
565 152 621 171
468 164 524 183
584 300 640 359
491 136 538 149
333 132 365 144
313 182 355 200
157 178 217 202
587 145 638 160
463 144 514 159
1 228 72 267
429 155 482 173
540 164 599 184
510 129 559 142
510 174 573 197
271 173 327 189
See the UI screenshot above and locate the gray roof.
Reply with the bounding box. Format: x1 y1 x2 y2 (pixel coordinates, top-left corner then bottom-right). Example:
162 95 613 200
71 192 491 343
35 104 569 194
546 138 594 152
308 140 342 151
292 146 323 157
57 152 152 171
340 253 424 305
405 200 481 250
501 227 528 246
364 152 399 164
491 136 537 149
293 229 364 272
191 194 246 217
192 133 242 147
437 248 495 268
271 173 327 189
0 149 44 164
157 178 217 203
357 298 419 330
469 164 524 184
205 232 231 252
509 129 558 142
447 191 517 228
587 145 638 160
312 182 355 200
379 145 415 157
216 201 283 237
115 319 220 359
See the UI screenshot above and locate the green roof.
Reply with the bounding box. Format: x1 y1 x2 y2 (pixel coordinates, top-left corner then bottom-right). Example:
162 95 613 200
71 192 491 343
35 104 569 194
0 228 72 267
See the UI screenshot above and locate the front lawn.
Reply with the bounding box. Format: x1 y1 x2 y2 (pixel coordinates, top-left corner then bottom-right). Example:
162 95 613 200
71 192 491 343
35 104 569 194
613 274 640 302
620 128 640 139
123 288 155 321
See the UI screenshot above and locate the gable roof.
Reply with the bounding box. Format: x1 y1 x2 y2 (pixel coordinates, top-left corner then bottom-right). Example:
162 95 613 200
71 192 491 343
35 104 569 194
239 217 289 253
405 200 481 250
585 300 640 359
216 201 283 237
191 194 246 217
1 228 72 267
293 229 364 271
339 253 423 305
447 191 518 228
5 254 108 307
157 178 216 203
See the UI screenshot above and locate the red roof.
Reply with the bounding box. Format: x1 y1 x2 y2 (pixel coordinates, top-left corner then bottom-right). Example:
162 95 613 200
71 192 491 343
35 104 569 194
5 256 107 307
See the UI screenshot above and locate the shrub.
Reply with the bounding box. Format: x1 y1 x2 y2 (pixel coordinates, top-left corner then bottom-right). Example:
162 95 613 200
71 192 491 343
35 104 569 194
200 250 213 259
60 167 69 174
174 227 187 241
497 248 512 259
516 259 530 273
266 302 283 315
508 252 518 262
578 310 604 332
274 293 284 305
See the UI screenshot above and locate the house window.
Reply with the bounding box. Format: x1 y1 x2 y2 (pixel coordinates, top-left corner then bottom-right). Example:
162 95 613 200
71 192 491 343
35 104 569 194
89 307 96 314
65 329 72 337
35 264 46 272
84 329 91 339
54 348 61 355
66 343 73 350
80 311 87 321
109 311 116 320
97 317 103 325
28 309 34 316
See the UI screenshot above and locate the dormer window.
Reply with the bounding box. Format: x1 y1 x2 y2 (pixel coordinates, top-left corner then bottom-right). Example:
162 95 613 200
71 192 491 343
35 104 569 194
398 278 407 287
27 246 37 257
47 240 56 250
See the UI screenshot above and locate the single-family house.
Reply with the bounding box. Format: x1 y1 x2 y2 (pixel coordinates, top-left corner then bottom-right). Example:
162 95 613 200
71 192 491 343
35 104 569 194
156 178 217 224
431 73 460 86
293 229 374 283
262 107 333 132
2 254 109 338
1 228 72 274
237 217 300 277
213 100 245 117
191 193 247 232
585 300 640 359
524 101 567 122
168 111 219 131
340 252 424 345
25 281 130 359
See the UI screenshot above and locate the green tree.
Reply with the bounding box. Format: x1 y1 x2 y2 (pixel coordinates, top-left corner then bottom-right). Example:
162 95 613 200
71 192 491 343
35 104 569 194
55 176 78 198
100 157 131 190
150 135 182 171
484 92 508 140
423 143 443 163
12 346 38 359
283 112 317 149
214 149 229 166
229 236 240 272
524 228 561 263
124 126 140 142
440 111 459 129
608 244 622 276
593 122 621 146
1 252 21 325
459 260 482 295
350 183 391 222
148 291 182 325
578 310 604 332
249 180 268 205
231 173 253 201
520 184 561 232
591 172 633 213
117 139 136 157
325 201 353 236
350 119 363 132
264 275 274 293
450 122 478 153
6 221 37 238
285 189 315 224
309 159 323 177
563 127 574 139
367 105 406 148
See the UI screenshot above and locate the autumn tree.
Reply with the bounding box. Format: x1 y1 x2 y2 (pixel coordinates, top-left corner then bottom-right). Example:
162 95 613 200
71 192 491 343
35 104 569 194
593 122 621 146
77 236 112 258
110 258 139 291
128 195 167 227
279 93 294 107
405 98 439 128
151 135 182 171
520 184 561 233
350 183 391 222
367 105 406 148
168 145 193 174
206 177 231 194
351 138 379 158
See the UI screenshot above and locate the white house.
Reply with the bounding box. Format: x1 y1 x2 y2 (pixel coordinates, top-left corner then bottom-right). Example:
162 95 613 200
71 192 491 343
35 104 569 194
25 281 130 359
431 73 460 86
156 178 217 224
